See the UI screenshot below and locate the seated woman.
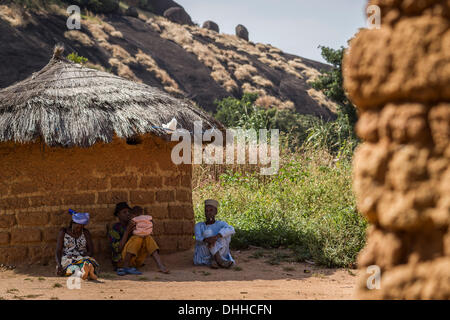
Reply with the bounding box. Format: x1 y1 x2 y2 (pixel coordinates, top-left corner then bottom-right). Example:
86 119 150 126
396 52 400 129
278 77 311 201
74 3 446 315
108 202 169 276
55 209 99 280
194 199 235 269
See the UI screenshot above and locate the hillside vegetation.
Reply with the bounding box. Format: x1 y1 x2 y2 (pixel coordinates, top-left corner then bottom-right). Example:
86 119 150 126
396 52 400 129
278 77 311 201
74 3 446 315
0 0 337 117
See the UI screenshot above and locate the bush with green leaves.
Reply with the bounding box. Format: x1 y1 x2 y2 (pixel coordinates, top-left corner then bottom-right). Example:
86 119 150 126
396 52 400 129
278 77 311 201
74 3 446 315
214 93 276 130
67 52 88 64
311 45 358 126
214 93 356 157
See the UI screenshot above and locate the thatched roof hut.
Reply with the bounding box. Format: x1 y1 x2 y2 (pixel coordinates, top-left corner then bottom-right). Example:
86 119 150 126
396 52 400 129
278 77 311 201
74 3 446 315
0 47 219 265
0 46 222 147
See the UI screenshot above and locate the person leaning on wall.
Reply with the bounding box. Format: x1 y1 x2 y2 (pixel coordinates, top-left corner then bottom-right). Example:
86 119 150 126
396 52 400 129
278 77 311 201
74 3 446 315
108 202 169 276
55 209 99 280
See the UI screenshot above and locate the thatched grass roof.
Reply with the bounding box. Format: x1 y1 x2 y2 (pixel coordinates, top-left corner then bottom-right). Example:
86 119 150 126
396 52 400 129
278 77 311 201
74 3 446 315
0 46 223 147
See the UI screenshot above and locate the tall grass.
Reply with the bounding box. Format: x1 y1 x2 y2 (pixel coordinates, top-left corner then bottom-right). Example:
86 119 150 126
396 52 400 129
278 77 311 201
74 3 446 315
192 148 367 268
304 112 358 159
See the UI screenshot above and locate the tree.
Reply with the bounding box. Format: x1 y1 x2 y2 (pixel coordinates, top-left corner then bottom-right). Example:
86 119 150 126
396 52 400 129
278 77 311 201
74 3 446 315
311 46 357 125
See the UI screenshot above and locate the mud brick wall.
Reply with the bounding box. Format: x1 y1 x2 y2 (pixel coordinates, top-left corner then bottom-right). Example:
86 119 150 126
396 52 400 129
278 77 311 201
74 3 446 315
344 0 450 299
0 135 195 265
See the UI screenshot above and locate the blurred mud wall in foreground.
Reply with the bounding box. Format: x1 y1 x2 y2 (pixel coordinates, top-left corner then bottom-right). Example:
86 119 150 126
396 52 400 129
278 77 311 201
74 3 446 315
344 0 450 299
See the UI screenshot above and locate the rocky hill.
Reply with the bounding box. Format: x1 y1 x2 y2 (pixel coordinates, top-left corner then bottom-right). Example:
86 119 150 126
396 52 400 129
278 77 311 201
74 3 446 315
0 1 337 119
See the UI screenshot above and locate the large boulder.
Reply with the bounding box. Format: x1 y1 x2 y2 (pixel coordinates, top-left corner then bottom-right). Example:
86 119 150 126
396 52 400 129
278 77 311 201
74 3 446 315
150 0 183 15
125 6 139 18
202 20 219 33
235 24 249 41
163 7 194 26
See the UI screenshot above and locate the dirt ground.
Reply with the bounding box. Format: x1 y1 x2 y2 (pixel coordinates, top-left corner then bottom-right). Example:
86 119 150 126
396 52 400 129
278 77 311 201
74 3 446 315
0 248 359 300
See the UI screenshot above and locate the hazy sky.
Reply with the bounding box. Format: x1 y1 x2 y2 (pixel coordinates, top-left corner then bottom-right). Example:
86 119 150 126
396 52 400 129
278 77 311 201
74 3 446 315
180 0 368 63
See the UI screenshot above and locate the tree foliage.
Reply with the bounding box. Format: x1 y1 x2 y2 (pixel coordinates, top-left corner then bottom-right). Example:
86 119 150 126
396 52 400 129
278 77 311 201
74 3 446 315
66 52 114 73
311 46 357 125
214 90 358 158
67 52 88 64
214 93 276 131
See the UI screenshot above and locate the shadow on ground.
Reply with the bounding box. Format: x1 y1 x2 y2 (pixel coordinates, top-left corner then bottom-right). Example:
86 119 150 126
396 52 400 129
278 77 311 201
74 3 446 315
6 248 351 283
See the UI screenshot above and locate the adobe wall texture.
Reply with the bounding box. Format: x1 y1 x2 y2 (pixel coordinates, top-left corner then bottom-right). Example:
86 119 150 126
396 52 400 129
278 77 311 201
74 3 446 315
0 135 194 265
344 0 450 299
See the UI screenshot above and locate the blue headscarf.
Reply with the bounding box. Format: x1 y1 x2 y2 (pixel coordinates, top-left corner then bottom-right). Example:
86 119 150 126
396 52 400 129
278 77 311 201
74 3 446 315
69 209 90 225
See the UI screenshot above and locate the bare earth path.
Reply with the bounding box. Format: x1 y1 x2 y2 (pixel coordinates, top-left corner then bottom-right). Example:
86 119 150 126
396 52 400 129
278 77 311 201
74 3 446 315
0 248 358 300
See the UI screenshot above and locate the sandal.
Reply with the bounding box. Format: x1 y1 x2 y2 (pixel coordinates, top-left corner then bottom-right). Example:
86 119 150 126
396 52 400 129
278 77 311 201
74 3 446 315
215 256 233 269
123 267 142 275
116 268 126 276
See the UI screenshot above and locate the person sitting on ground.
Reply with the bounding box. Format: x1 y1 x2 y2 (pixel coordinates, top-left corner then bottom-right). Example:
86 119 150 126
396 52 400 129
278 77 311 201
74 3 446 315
55 209 99 280
194 199 236 269
108 202 169 276
108 202 132 271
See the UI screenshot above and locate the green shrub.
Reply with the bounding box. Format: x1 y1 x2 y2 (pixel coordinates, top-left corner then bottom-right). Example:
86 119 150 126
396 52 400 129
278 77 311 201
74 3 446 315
67 52 88 64
214 93 276 130
311 45 358 126
214 93 358 158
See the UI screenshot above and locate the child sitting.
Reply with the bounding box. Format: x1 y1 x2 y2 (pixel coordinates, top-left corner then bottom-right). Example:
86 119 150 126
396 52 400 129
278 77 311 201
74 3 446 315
130 206 153 236
115 205 169 276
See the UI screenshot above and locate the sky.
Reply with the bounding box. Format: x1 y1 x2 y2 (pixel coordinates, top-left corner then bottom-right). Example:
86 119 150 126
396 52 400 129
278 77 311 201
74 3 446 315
180 0 368 63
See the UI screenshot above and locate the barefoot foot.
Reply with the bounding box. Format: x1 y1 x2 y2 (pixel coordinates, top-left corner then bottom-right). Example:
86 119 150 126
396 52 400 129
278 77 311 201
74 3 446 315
158 265 170 274
81 263 90 280
88 263 98 280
